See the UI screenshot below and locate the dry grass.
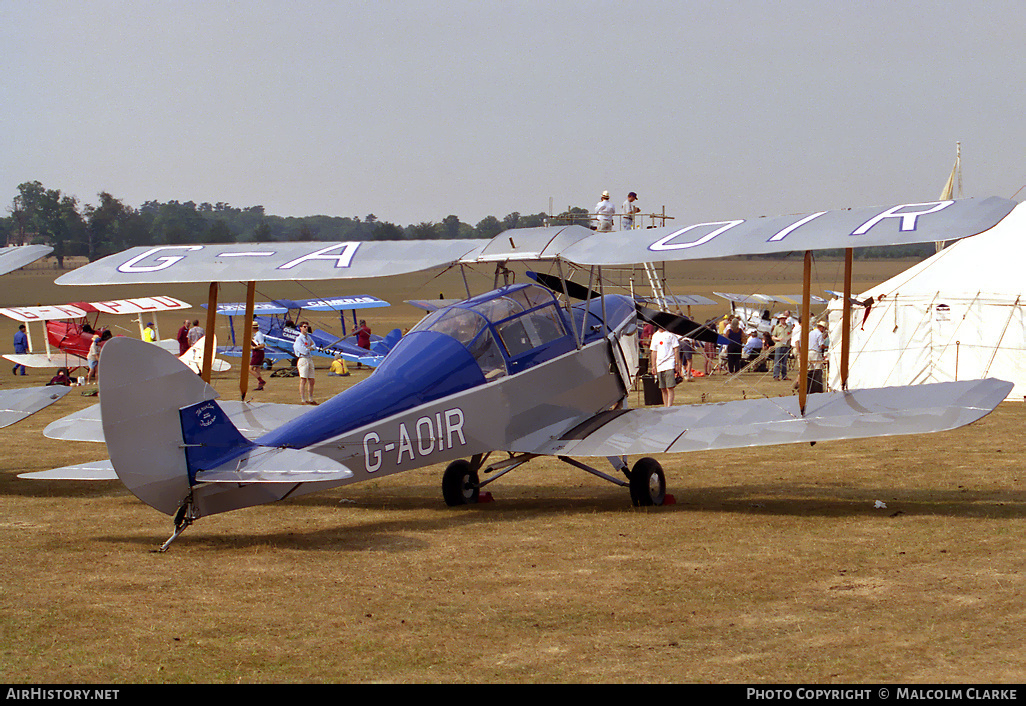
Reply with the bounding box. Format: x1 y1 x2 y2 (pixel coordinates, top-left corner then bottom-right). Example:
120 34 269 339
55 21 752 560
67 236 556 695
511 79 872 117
1 258 1024 684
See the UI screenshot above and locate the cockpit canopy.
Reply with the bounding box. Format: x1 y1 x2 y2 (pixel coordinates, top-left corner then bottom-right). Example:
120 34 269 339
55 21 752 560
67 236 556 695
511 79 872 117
406 283 573 379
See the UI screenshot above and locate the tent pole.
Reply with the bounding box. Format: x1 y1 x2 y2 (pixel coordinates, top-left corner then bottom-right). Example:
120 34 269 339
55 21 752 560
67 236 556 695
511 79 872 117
799 251 811 415
239 281 256 400
201 282 218 383
841 248 853 390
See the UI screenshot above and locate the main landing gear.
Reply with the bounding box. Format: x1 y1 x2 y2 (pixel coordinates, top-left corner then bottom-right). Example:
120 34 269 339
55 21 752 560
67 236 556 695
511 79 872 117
441 453 667 508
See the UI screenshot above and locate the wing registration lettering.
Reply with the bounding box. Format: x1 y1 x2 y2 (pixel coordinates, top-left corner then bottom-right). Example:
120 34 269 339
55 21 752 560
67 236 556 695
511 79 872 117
278 242 360 271
118 246 204 273
851 201 953 235
648 220 744 253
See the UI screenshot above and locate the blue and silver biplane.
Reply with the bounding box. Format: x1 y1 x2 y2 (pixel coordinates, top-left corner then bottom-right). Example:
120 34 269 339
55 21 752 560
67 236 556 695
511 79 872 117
29 196 1020 550
211 295 400 368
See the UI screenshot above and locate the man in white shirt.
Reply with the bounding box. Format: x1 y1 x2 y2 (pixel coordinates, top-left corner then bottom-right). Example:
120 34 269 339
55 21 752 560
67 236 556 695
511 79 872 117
622 192 640 230
293 321 318 404
649 325 682 407
594 191 616 232
806 319 829 393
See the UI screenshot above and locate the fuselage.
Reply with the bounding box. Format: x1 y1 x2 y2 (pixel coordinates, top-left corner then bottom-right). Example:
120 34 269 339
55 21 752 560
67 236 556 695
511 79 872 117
256 283 636 482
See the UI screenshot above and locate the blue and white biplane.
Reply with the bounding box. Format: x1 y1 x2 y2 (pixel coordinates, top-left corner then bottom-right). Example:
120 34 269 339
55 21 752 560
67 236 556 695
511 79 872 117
212 295 400 368
28 196 1020 550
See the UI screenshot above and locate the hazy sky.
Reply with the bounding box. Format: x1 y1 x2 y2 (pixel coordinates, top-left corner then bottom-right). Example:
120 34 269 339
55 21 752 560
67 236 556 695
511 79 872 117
3 1 1024 228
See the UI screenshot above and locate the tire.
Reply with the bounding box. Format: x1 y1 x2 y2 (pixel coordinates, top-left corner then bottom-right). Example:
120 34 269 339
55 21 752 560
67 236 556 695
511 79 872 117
629 457 666 507
442 459 480 506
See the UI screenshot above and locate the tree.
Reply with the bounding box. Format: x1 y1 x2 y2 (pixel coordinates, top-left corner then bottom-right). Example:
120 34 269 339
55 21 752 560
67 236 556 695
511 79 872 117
373 221 404 240
441 214 462 240
83 192 128 260
407 221 437 240
253 220 273 242
207 219 234 244
474 215 503 239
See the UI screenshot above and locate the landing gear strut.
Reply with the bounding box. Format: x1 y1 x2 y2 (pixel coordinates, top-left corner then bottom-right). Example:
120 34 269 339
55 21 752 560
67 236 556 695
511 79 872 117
440 453 668 508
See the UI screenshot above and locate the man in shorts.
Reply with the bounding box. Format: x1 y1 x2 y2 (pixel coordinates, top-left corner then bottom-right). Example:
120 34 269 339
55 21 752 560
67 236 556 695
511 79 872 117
649 324 682 407
250 320 267 392
292 321 317 404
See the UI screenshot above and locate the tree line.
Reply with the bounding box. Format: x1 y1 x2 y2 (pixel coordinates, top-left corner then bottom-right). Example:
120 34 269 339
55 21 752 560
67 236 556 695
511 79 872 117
2 180 934 269
2 180 596 269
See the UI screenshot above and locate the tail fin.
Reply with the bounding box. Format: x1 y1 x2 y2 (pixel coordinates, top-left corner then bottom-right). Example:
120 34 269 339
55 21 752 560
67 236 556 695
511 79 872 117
99 337 221 515
100 338 354 519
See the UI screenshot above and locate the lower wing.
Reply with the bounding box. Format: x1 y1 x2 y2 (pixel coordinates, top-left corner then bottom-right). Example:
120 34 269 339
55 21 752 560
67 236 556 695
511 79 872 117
512 379 1011 457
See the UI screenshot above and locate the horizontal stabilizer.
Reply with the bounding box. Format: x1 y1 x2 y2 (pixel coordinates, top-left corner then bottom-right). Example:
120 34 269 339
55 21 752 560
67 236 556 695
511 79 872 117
0 386 72 428
20 460 118 481
45 399 313 443
521 379 1012 457
194 447 353 484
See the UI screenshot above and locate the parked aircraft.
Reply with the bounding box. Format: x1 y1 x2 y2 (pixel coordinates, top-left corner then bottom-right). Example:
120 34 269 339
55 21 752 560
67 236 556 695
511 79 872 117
0 244 77 427
29 196 1018 550
0 296 192 369
211 295 399 368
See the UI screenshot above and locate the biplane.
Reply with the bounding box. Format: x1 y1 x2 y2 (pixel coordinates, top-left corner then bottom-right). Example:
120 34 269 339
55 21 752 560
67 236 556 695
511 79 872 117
211 295 400 368
29 196 1017 550
0 296 192 369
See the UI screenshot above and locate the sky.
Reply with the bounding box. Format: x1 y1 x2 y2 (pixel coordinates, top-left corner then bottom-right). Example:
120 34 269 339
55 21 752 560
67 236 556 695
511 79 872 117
2 0 1024 228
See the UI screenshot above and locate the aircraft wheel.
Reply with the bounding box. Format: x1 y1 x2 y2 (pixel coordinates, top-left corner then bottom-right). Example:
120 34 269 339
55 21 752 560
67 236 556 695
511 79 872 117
442 459 480 506
629 457 665 507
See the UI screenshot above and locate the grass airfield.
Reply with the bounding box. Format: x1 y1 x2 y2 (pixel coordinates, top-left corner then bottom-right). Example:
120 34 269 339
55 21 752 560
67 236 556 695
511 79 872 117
0 256 1023 683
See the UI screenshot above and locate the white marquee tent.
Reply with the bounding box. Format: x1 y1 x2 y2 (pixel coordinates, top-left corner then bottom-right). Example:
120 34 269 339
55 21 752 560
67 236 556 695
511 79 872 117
827 201 1026 400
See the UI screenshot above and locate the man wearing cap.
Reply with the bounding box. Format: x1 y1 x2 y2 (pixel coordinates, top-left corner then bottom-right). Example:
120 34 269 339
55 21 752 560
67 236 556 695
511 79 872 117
622 192 640 230
250 320 267 391
143 322 158 343
594 191 616 232
86 334 101 384
771 311 793 381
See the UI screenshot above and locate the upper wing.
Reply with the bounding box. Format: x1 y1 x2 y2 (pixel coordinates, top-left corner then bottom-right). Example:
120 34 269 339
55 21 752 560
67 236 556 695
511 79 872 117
52 197 1015 286
510 379 1011 457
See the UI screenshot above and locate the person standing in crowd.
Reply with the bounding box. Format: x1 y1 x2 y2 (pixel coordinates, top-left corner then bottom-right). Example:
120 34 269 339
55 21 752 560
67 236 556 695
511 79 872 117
725 318 744 374
622 192 640 230
142 322 158 343
12 324 28 375
649 324 682 407
354 319 372 369
250 320 267 392
177 319 191 355
771 311 793 381
85 334 101 384
187 320 204 347
293 321 317 404
594 191 616 232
